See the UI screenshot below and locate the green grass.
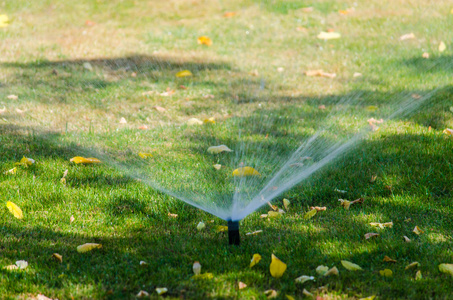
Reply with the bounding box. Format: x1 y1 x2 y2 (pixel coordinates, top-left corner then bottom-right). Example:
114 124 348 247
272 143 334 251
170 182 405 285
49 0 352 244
1 0 453 299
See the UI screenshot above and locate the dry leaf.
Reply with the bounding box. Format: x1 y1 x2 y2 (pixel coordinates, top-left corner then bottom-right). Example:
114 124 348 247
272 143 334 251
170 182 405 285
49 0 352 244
325 266 339 276
203 117 215 124
15 260 28 269
305 69 336 78
176 70 193 77
37 294 53 300
77 243 102 253
295 275 315 283
422 52 430 58
415 270 422 280
246 230 263 236
5 167 17 175
438 264 453 277
15 157 35 167
136 290 149 298
383 256 397 263
268 211 282 218
370 175 377 183
413 226 424 235
403 235 411 243
223 12 237 17
335 188 347 193
277 67 284 72
140 261 148 266
379 269 393 277
283 199 290 210
365 233 379 239
250 253 262 267
338 199 351 209
70 215 75 223
193 261 201 275
267 202 278 211
16 108 25 114
366 105 378 112
153 106 166 112
4 265 19 271
439 41 446 52
232 166 260 177
304 209 317 219
260 214 268 218
7 94 18 100
83 62 93 71
196 221 205 231
138 125 149 130
318 105 326 110
52 253 63 263
302 289 313 297
309 206 326 211
0 14 9 28
119 117 127 124
301 7 314 12
187 118 203 125
370 222 393 229
216 225 228 232
341 260 363 271
359 296 376 300
238 281 247 289
316 265 329 275
6 201 24 219
353 72 363 77
443 128 453 135
405 262 420 270
0 106 6 114
197 36 212 46
160 88 175 96
213 164 221 170
138 152 153 159
264 290 278 299
70 157 101 164
207 145 233 154
399 33 415 41
270 254 287 278
317 31 341 40
155 287 167 295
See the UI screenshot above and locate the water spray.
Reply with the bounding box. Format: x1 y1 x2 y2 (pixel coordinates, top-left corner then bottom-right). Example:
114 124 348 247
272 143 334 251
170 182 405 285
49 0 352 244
227 220 240 245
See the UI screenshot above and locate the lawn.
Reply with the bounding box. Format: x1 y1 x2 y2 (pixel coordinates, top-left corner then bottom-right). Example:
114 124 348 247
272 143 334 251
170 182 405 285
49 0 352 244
1 0 453 299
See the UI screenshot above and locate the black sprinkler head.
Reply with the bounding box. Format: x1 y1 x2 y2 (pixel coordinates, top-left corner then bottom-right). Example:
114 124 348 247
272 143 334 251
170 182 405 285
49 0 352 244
227 220 240 245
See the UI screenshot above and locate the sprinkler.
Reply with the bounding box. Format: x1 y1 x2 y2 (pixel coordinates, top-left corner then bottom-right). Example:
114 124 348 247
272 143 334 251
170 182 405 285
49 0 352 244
227 220 240 245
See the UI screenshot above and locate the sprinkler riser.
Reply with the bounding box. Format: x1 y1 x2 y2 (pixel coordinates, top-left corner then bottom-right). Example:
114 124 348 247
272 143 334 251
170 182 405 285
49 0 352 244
227 220 240 245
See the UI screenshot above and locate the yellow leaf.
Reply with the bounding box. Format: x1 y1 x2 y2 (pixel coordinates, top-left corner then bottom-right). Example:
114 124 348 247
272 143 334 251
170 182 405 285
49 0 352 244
52 253 63 263
4 265 19 271
295 275 315 283
187 118 203 125
250 254 261 267
216 225 228 232
286 296 295 300
0 14 9 28
316 265 329 275
197 221 205 230
70 156 101 164
283 199 290 210
338 199 351 209
193 261 201 275
232 166 260 177
6 201 23 219
370 222 393 229
264 289 278 299
366 105 378 112
439 264 453 277
443 128 453 135
4 167 17 175
413 226 424 235
15 156 35 167
155 287 167 295
359 296 375 300
324 266 339 276
203 117 215 124
304 209 317 219
197 36 212 46
238 282 247 289
415 270 422 280
305 69 336 78
268 211 282 218
176 70 193 78
341 260 363 271
77 243 102 253
207 145 233 154
270 254 287 278
405 262 420 270
379 269 393 277
138 152 153 159
383 256 397 263
439 41 446 52
213 164 222 170
317 31 341 40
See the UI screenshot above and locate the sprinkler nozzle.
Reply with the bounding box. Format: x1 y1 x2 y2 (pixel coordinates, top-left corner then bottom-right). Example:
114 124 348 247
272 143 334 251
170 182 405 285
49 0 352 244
227 220 240 245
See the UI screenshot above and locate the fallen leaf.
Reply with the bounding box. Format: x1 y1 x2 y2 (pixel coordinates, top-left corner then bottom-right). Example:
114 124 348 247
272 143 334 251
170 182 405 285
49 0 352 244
335 188 347 193
0 14 9 27
7 94 18 100
301 7 314 12
119 117 127 124
4 265 19 271
70 215 75 223
216 225 228 232
399 33 415 41
379 269 393 277
309 206 326 211
138 125 149 130
305 69 336 78
156 287 167 295
207 145 233 154
0 106 6 114
270 254 287 278
140 261 148 267
304 209 317 219
4 167 17 175
324 266 339 276
160 88 175 96
70 157 101 164
341 260 363 271
277 67 284 72
439 41 446 52
85 20 96 26
366 105 378 112
176 70 193 77
232 166 260 177
383 256 397 263
83 62 93 71
153 106 166 112
353 72 363 77
317 31 341 40
223 12 237 17
413 226 424 235
264 290 278 299
267 202 278 211
197 221 205 230
260 214 268 218
15 260 28 269
138 152 153 159
422 52 430 58
250 254 262 267
370 222 393 229
15 156 35 167
6 201 23 219
77 243 102 253
295 275 315 283
203 117 215 124
136 290 149 298
283 199 290 210
187 118 203 125
359 296 376 300
238 281 247 289
365 233 379 239
197 36 212 46
246 230 263 236
405 262 420 270
415 270 422 280
286 296 295 300
403 236 411 243
443 128 453 135
213 164 221 170
370 175 377 183
318 105 326 110
268 211 282 218
302 289 313 297
37 294 53 300
193 261 201 275
339 8 354 15
316 265 329 275
439 264 453 277
15 108 25 114
338 199 351 209
52 253 63 263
